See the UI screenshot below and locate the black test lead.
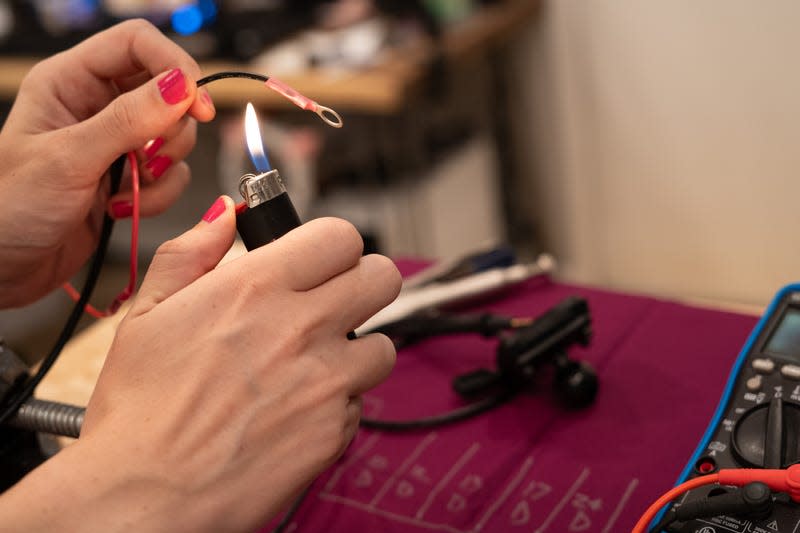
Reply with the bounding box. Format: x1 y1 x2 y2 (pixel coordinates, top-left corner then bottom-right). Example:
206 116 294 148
235 102 303 250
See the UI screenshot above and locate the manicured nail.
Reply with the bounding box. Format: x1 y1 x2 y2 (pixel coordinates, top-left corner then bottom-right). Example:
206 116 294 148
158 68 187 105
200 88 215 113
145 155 172 179
202 197 226 223
111 201 133 219
143 137 164 159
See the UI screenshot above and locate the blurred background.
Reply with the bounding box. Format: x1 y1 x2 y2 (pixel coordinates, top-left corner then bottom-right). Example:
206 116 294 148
3 0 800 361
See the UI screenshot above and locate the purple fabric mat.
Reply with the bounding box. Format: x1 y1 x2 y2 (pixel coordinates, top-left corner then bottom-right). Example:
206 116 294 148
261 261 759 533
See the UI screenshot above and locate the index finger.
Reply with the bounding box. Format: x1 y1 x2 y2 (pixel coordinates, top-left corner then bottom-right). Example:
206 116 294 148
65 20 211 121
72 19 203 85
246 217 364 292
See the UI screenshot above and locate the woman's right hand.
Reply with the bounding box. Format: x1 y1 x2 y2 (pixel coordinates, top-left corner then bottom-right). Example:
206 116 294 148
0 198 401 532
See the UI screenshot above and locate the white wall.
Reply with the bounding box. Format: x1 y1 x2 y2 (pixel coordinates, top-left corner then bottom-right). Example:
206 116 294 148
515 1 800 306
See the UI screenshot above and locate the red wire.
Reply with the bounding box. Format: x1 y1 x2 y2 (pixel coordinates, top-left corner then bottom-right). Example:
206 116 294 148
62 151 139 318
633 465 800 531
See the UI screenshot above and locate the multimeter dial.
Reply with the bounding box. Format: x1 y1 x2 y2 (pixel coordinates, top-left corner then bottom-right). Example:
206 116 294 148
731 397 800 468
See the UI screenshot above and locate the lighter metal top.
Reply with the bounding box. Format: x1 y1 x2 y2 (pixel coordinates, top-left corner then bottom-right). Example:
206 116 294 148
239 169 287 208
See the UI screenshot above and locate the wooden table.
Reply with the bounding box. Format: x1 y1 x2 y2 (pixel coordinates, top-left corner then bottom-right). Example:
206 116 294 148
0 0 538 113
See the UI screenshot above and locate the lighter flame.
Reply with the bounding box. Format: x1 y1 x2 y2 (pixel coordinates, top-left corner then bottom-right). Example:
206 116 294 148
244 102 271 172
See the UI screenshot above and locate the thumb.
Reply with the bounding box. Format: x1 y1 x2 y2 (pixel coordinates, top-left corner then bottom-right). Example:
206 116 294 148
130 196 236 317
72 68 196 172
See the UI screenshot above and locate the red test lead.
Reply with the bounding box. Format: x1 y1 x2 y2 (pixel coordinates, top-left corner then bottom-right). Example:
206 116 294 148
718 465 800 501
633 465 800 532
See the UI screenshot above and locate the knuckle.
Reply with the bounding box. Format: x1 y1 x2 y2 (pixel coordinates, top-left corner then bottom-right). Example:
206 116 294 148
124 18 157 35
235 276 266 303
319 218 363 257
333 428 350 455
308 355 343 389
154 235 192 261
374 333 398 372
102 100 138 141
21 59 52 88
365 254 402 294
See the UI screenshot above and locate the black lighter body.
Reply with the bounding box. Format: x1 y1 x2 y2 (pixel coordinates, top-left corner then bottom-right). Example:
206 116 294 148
235 169 302 250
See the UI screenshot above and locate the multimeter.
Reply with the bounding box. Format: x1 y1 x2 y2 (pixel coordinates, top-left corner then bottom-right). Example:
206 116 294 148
665 284 800 532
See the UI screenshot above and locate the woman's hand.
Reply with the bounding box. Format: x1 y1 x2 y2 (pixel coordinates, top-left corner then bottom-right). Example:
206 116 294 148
0 19 216 307
0 202 402 532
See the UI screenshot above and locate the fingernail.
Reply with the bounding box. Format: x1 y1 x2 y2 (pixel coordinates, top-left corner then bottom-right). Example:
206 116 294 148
200 88 215 113
145 155 172 179
158 68 187 105
143 137 164 159
111 201 133 219
202 197 226 223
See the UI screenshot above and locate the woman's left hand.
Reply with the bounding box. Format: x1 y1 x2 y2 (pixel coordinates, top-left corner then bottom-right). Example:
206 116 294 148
0 20 216 307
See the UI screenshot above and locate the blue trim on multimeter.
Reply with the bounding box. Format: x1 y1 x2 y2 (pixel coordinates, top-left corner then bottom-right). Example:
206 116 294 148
653 283 800 528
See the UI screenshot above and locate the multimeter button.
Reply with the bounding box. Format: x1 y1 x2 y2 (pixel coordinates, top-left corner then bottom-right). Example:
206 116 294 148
752 358 775 373
746 375 763 391
781 365 800 380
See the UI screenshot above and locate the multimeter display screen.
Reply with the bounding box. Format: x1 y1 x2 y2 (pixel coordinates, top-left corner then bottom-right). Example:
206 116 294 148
765 307 800 359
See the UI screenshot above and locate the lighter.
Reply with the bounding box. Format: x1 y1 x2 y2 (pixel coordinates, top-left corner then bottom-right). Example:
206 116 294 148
235 103 302 250
236 169 301 250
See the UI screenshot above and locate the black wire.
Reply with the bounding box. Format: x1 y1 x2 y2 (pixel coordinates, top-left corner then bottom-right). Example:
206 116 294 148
270 394 512 531
359 393 512 431
0 156 125 427
197 71 269 87
648 508 677 533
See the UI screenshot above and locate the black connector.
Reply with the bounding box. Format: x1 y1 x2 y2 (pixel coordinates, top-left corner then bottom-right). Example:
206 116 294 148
651 483 773 533
374 311 517 348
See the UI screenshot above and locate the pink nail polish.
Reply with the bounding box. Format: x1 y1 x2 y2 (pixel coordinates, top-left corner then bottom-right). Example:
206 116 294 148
111 201 133 219
145 155 172 179
158 69 187 105
143 137 164 159
202 197 226 223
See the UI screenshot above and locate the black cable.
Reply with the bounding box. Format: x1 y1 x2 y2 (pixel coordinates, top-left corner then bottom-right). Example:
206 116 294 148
0 155 125 427
359 393 512 431
273 394 512 531
373 312 519 350
648 509 677 533
197 71 269 87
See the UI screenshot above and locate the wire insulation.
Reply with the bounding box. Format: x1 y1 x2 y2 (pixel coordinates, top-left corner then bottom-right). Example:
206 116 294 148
360 393 511 431
197 71 269 87
62 151 139 317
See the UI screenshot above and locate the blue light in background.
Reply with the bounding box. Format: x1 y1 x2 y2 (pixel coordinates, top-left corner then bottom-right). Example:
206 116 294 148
198 0 218 24
171 4 203 36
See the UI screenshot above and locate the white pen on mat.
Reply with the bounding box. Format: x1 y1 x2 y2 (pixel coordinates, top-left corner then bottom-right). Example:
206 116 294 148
356 254 556 336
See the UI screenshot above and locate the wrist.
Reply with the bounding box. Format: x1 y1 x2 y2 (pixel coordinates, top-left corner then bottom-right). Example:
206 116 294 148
0 436 206 532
